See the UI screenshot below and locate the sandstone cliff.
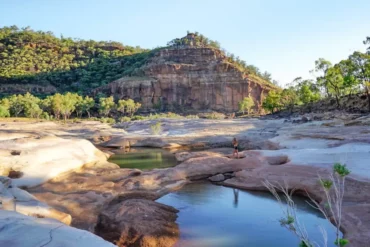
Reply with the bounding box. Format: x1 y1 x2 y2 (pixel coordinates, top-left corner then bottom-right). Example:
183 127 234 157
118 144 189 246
94 47 276 113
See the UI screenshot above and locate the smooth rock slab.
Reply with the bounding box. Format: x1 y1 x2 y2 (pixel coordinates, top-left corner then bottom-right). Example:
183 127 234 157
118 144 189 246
0 136 108 187
0 211 114 247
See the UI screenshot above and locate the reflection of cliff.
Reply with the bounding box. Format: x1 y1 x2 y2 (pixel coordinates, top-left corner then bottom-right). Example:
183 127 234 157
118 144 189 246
94 47 276 112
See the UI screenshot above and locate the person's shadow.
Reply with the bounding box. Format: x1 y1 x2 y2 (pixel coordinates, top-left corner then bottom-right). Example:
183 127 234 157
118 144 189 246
233 188 239 208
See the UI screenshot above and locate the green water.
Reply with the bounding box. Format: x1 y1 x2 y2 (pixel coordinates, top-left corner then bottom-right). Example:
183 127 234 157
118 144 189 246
108 148 178 170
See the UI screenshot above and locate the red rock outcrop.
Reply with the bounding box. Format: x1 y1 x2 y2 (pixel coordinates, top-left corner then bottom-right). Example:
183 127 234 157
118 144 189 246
95 199 179 247
94 47 276 112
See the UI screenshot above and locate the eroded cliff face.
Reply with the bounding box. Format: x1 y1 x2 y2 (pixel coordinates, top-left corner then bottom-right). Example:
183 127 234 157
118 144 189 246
94 47 275 112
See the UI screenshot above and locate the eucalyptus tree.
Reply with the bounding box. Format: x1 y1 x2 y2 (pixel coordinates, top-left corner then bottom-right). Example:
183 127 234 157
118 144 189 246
347 51 370 111
314 58 332 97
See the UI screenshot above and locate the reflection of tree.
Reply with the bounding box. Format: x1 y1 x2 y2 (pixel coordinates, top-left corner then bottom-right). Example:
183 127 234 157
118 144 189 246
108 148 176 170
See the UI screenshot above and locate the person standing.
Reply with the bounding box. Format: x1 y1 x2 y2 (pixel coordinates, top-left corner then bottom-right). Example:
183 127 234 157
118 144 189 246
232 137 239 158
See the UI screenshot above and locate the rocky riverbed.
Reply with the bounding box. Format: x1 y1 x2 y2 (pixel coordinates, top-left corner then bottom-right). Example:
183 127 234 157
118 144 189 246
1 114 370 247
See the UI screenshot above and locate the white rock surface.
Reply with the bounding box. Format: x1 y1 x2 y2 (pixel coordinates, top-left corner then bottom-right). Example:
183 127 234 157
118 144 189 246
0 176 72 224
0 136 107 187
0 211 115 247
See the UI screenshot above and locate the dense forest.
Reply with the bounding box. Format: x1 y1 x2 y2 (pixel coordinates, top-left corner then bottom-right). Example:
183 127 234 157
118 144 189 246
0 26 275 96
263 37 370 113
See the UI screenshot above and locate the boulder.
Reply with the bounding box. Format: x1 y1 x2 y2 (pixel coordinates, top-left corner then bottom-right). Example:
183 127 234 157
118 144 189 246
208 174 226 182
95 199 179 247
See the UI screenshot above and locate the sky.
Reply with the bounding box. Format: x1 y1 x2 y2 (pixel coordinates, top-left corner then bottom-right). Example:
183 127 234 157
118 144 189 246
1 0 369 86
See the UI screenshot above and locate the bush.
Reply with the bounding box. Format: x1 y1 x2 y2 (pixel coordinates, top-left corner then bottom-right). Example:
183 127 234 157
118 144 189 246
185 114 199 119
166 112 182 119
119 116 131 122
0 105 10 117
99 117 116 124
150 122 162 135
41 112 50 120
131 115 146 121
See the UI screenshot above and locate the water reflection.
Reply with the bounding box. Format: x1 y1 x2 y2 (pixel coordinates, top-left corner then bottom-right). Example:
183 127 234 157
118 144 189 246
108 148 178 170
157 182 337 247
233 188 239 208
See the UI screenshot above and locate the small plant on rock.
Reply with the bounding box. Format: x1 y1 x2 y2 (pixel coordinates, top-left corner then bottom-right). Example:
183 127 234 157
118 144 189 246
150 122 162 135
264 163 350 247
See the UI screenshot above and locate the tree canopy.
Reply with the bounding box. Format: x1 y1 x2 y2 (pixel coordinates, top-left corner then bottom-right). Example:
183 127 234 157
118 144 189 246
0 25 150 93
262 36 370 114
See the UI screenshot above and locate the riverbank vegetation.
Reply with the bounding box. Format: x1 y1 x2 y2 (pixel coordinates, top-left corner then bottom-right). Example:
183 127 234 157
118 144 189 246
262 37 370 113
0 92 141 121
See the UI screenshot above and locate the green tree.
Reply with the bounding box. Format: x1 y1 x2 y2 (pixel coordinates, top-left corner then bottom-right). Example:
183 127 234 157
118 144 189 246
315 58 332 97
325 66 344 108
75 95 94 118
117 99 127 115
262 91 281 113
0 105 10 117
23 102 43 118
8 95 24 117
238 97 255 115
99 96 115 117
347 51 370 111
280 87 299 113
297 80 320 105
59 92 79 121
49 94 63 119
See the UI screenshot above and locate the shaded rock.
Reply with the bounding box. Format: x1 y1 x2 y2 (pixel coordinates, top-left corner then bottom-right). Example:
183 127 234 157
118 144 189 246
0 211 114 247
0 177 72 225
208 174 225 182
95 199 179 247
301 116 309 122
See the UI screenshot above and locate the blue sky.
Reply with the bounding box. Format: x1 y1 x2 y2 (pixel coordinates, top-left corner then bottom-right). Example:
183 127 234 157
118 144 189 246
1 0 369 86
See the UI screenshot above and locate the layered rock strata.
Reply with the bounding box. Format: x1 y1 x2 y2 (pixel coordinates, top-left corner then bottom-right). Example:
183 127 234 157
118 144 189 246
94 47 276 112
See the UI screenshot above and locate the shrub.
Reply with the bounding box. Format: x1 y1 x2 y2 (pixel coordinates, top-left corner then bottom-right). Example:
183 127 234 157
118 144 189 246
200 112 225 119
150 122 162 135
119 116 131 122
99 117 116 124
0 105 10 117
185 114 199 119
264 163 351 247
41 112 50 120
131 115 146 121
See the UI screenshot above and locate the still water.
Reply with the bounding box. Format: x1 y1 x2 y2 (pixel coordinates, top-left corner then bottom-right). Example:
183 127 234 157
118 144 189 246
157 182 337 247
108 148 178 170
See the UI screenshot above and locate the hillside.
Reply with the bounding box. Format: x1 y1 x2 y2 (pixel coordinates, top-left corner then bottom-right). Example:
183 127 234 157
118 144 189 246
0 26 278 112
0 26 150 95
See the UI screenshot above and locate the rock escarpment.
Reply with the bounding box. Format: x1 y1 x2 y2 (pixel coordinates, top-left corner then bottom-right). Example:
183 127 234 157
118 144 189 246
94 47 276 112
